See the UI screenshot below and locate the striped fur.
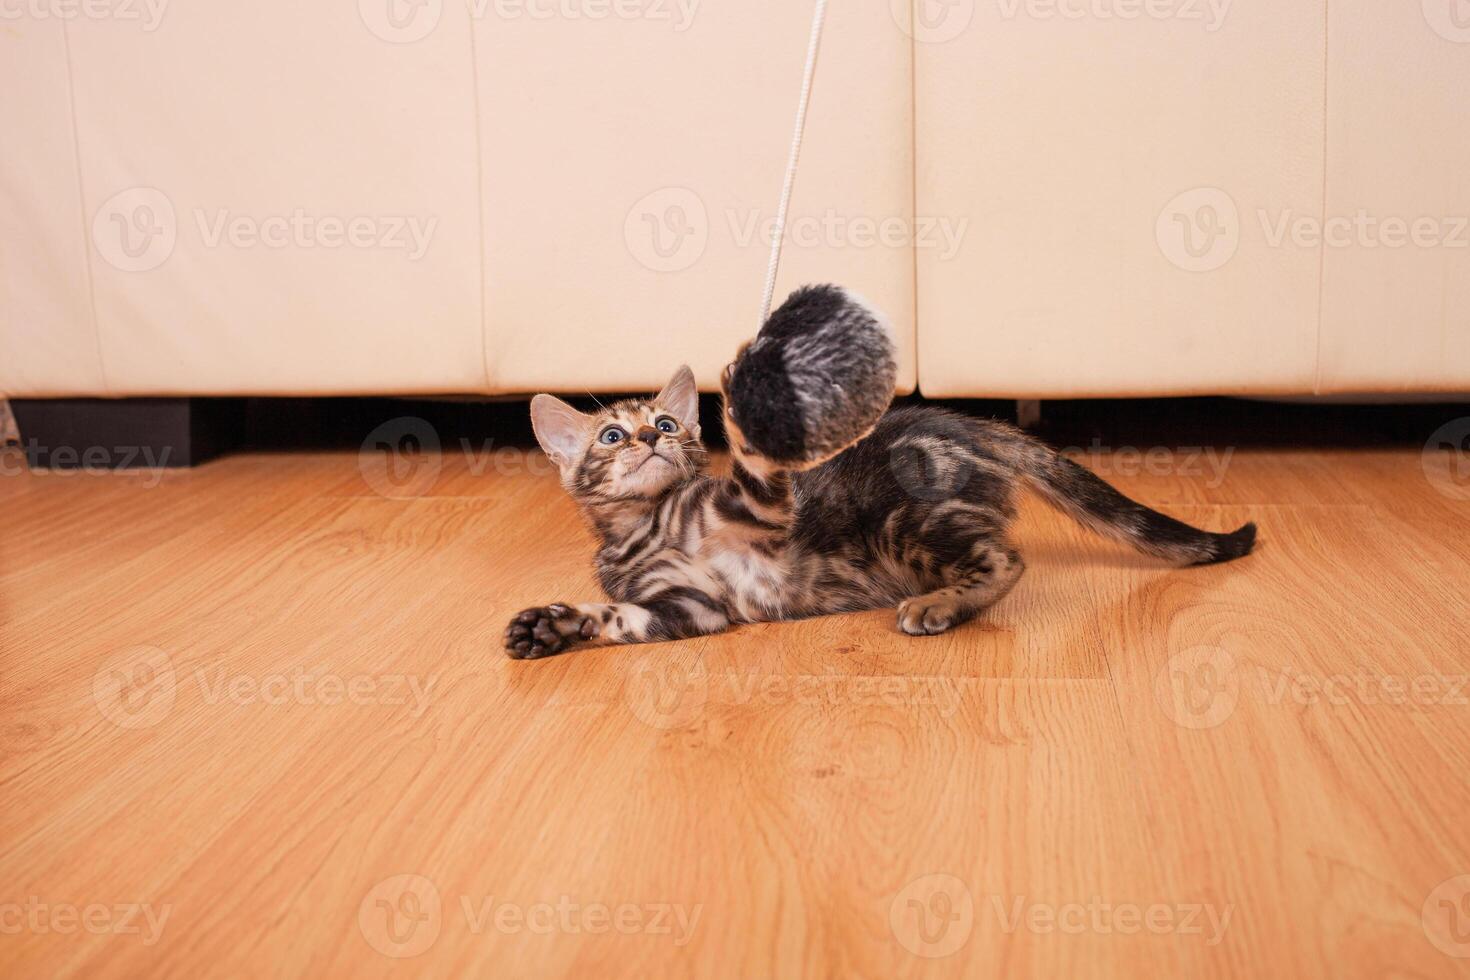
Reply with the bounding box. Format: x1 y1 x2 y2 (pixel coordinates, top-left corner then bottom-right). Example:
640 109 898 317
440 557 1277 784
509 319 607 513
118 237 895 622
505 368 1256 659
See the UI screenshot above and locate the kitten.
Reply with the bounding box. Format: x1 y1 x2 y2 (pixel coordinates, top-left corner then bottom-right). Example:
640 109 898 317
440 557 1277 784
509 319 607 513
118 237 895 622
504 365 1256 659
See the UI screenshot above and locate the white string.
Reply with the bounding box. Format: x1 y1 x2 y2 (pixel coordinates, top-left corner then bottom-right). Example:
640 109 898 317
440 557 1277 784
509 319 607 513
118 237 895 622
759 0 829 328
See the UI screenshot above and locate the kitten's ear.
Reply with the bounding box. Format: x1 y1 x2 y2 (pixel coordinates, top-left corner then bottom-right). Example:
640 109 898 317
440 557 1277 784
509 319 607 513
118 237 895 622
656 364 700 436
530 394 592 469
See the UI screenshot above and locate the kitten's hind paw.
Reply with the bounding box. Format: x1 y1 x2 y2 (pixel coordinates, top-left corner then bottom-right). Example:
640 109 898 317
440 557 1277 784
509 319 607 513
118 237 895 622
897 596 975 637
504 604 598 659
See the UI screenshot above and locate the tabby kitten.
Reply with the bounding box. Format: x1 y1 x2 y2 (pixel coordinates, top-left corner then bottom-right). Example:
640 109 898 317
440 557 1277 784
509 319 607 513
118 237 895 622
503 364 1256 659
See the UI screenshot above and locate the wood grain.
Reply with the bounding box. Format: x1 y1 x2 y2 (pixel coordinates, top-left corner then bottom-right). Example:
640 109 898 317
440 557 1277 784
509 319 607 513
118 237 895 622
2 440 1469 978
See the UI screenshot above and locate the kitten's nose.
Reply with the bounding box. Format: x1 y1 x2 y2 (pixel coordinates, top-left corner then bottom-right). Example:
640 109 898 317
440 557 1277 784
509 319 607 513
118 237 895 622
634 427 660 448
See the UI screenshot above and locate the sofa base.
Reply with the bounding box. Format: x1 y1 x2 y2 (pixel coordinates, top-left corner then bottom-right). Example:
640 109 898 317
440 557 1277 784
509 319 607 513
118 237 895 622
9 398 244 470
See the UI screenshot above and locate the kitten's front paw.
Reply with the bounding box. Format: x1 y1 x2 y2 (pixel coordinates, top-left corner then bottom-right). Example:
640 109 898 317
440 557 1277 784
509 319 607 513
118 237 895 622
897 596 973 637
504 604 598 659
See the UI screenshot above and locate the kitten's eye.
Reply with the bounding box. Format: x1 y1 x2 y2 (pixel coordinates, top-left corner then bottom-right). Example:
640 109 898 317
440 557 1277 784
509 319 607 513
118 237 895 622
655 416 678 434
598 426 627 445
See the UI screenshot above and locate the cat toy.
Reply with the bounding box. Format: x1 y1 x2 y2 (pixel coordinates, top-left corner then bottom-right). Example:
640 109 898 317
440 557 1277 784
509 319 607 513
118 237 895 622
724 0 899 468
725 284 897 466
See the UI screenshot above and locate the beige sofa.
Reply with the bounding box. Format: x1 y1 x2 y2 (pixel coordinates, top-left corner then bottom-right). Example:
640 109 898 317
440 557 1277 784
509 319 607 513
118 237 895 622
2 0 1465 400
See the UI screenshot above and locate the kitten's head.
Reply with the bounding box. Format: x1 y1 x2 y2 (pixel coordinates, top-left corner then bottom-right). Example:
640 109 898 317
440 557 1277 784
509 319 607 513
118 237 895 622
531 365 705 501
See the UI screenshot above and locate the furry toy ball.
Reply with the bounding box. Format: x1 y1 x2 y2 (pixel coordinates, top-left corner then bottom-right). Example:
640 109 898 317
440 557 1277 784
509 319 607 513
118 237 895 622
725 284 898 467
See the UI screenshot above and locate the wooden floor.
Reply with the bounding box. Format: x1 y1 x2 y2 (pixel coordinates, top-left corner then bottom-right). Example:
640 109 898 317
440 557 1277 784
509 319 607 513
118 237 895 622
3 437 1470 978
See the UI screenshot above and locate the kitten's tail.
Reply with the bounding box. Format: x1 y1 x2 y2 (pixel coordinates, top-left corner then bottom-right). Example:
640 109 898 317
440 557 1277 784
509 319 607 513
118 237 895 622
999 428 1256 566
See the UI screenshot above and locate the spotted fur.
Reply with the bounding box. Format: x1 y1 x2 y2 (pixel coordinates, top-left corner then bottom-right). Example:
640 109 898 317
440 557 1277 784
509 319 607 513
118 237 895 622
504 366 1256 659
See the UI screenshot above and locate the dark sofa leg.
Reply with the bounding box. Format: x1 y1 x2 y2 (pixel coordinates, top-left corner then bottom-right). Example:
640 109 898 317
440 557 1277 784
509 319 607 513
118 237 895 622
8 398 244 470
